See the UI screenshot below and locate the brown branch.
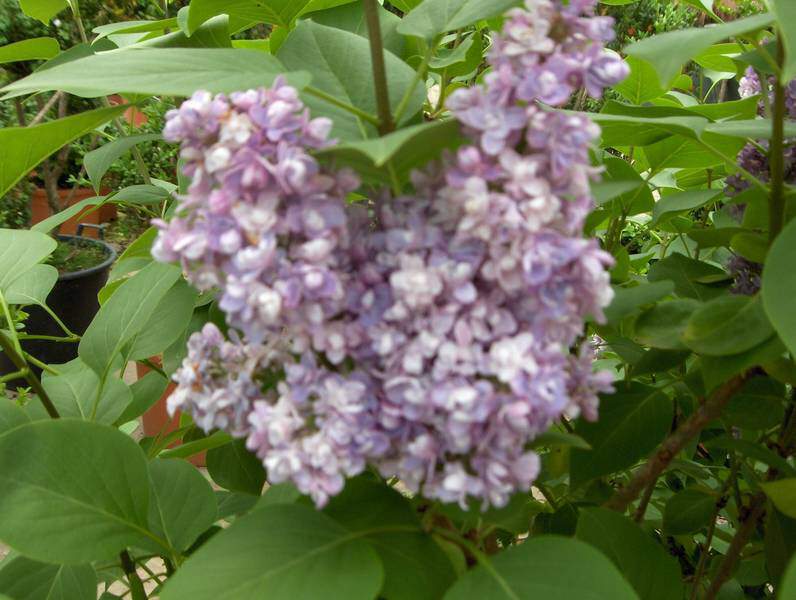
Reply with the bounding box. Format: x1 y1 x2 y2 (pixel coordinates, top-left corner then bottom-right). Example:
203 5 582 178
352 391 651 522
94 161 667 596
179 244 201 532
28 91 64 127
633 476 657 522
13 98 27 126
604 375 748 513
704 493 766 600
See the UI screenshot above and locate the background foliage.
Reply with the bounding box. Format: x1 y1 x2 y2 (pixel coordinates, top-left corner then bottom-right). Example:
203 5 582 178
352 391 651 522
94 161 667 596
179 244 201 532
1 0 796 599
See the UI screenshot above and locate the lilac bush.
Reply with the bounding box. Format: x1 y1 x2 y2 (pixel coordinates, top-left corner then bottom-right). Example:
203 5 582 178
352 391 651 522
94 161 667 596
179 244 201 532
726 66 796 294
155 0 627 508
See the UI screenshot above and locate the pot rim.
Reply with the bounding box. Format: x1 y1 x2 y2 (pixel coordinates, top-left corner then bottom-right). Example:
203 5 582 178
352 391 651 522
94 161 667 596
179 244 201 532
55 234 117 281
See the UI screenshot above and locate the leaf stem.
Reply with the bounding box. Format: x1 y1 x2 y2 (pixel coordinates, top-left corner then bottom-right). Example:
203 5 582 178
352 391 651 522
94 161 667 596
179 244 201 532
363 0 395 135
768 41 787 243
0 330 60 418
604 375 748 513
17 333 79 343
120 550 148 600
394 43 435 124
304 86 380 126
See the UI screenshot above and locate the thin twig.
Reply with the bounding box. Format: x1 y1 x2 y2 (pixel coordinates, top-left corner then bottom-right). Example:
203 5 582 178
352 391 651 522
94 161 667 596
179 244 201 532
29 91 64 127
604 375 748 513
633 476 657 522
704 494 766 600
690 458 739 600
0 331 60 418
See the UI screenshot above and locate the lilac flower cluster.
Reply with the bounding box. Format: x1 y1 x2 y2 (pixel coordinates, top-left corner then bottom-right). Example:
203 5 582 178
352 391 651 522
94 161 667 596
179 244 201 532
726 67 796 294
155 0 625 508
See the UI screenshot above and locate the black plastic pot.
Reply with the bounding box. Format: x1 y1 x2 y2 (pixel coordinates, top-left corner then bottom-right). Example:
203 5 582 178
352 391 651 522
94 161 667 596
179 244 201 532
0 233 117 379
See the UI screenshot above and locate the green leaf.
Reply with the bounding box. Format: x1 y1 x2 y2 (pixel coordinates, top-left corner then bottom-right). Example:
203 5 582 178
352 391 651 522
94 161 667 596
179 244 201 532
0 402 30 436
4 264 57 307
187 0 310 32
160 503 383 600
647 253 727 301
430 31 483 77
30 196 107 234
158 430 233 460
206 439 266 495
663 488 715 535
686 96 759 121
18 0 67 23
693 42 743 73
705 119 796 140
0 106 125 198
0 419 152 563
682 295 774 356
722 376 786 431
591 180 646 207
781 555 796 599
130 14 233 49
681 0 719 18
633 349 692 376
79 262 181 375
114 371 168 426
588 105 709 147
126 279 198 360
761 479 796 520
1 49 310 99
110 184 171 205
0 556 96 600
324 478 456 600
769 0 796 81
762 218 796 357
0 38 59 64
634 299 702 350
576 508 684 600
92 18 180 42
84 134 161 193
277 21 424 140
444 535 638 600
600 156 654 216
604 281 674 325
571 383 673 485
531 430 592 450
316 120 464 182
700 335 786 392
397 0 521 41
652 190 721 226
613 56 666 104
307 1 405 58
0 229 56 293
41 362 132 425
731 232 769 263
216 490 258 520
765 505 796 584
144 458 217 554
703 436 795 476
624 13 776 87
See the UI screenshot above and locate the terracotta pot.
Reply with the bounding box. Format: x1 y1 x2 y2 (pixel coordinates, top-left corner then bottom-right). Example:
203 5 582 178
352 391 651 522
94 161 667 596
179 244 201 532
31 188 116 237
136 360 205 467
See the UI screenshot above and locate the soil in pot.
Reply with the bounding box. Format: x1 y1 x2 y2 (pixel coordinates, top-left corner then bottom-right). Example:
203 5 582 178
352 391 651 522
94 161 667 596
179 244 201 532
0 235 117 380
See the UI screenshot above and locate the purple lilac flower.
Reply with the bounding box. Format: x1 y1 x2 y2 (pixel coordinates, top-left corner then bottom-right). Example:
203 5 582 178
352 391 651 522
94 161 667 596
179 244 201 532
156 0 624 509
